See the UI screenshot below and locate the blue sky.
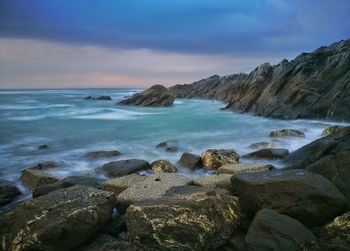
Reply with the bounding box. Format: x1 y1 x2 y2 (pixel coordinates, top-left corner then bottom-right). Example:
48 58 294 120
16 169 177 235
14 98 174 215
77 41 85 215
0 0 349 88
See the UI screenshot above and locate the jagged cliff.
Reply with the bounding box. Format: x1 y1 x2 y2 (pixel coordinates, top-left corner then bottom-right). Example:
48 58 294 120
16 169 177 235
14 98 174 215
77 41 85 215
122 39 350 121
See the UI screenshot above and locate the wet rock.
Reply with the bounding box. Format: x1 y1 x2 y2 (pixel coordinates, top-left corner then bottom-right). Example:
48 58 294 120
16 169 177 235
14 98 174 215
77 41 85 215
221 231 246 251
321 125 345 137
81 234 140 251
192 174 233 191
243 148 289 159
165 146 178 152
102 174 147 194
231 169 347 227
201 149 240 169
269 129 305 138
244 209 316 251
218 163 275 175
27 161 61 171
0 185 115 251
177 152 201 169
248 142 275 149
84 96 112 100
20 169 59 190
0 180 21 206
156 140 178 148
37 144 49 150
119 84 175 107
126 185 241 251
98 159 150 178
85 150 122 159
116 173 191 213
151 160 176 173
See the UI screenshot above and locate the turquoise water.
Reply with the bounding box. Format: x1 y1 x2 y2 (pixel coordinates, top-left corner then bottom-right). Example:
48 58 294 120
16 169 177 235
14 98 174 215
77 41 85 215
0 89 347 195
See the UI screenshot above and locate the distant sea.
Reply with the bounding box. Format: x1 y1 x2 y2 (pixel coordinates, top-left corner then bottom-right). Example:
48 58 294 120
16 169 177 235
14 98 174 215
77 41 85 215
0 88 347 201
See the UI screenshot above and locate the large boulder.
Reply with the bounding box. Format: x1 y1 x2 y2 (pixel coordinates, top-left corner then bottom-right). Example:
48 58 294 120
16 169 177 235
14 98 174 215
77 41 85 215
151 160 176 173
192 174 233 191
177 152 201 169
244 209 316 251
20 169 59 190
243 148 289 159
201 149 239 169
231 169 347 226
0 180 21 206
85 150 122 159
116 173 191 212
269 129 305 138
119 85 175 107
218 163 275 175
126 186 241 251
97 159 150 178
0 185 115 251
102 174 147 194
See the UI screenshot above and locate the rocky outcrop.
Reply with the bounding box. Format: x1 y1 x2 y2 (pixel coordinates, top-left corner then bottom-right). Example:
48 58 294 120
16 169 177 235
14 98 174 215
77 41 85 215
269 129 305 138
120 85 175 107
218 163 275 175
151 160 177 173
201 149 239 169
20 169 59 190
0 180 21 206
244 209 316 251
231 169 347 226
125 186 241 251
97 159 150 178
0 185 115 251
243 148 289 159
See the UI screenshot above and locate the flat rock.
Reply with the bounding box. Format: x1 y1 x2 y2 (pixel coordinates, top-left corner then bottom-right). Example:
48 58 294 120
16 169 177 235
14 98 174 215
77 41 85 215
231 169 347 226
0 179 21 206
270 129 305 138
177 152 201 169
218 163 275 175
98 159 150 178
116 173 191 212
192 174 233 191
85 150 122 159
102 174 147 194
243 148 289 159
245 209 316 251
151 160 176 173
0 185 115 251
126 185 241 251
201 149 240 169
20 169 59 190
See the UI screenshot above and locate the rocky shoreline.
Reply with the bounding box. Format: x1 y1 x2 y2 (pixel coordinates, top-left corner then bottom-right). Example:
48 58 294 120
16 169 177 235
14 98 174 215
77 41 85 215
0 125 349 250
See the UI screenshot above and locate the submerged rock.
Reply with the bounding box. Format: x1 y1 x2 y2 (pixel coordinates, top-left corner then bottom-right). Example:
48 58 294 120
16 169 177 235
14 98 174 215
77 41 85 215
269 129 305 138
85 150 122 159
98 159 150 178
27 161 61 171
0 180 21 206
151 160 176 173
102 174 147 194
231 169 347 227
84 96 112 100
20 169 59 190
177 152 201 169
119 85 175 107
37 144 49 150
0 185 115 251
321 125 345 137
243 148 289 159
201 149 239 169
126 186 241 250
218 163 275 175
244 209 316 251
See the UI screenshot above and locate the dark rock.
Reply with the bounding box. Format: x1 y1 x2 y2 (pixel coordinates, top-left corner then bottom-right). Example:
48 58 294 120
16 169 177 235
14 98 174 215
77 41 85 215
84 96 93 100
100 216 127 238
27 161 60 171
96 96 112 100
221 231 246 251
156 140 177 148
243 148 289 159
201 149 240 169
85 150 122 159
231 169 347 227
37 144 49 150
218 163 275 175
269 129 305 138
0 180 21 206
177 152 201 169
321 125 346 137
102 174 147 194
81 234 140 251
151 160 176 173
0 185 115 251
244 209 316 251
284 126 350 200
20 169 59 190
119 84 175 107
97 159 150 178
125 186 240 250
165 146 178 152
248 142 275 149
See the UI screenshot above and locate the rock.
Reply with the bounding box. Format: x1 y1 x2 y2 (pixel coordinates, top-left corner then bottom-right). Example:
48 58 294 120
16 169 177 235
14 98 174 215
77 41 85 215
284 126 350 200
155 140 178 148
165 146 178 152
218 163 275 175
248 142 275 149
126 185 241 250
192 174 233 191
221 231 246 251
269 129 305 138
102 174 147 194
116 173 191 213
98 159 150 178
37 144 49 150
0 185 115 251
177 152 201 169
100 215 127 238
20 169 59 190
151 160 176 173
85 150 122 159
81 234 140 251
201 149 240 169
243 148 289 159
244 209 316 251
119 85 175 107
84 96 93 100
84 96 112 100
231 169 347 226
27 161 60 170
0 180 21 206
321 125 346 136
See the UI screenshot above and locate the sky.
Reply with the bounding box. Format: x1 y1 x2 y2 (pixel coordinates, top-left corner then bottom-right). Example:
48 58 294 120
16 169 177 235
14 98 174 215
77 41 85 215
0 0 349 89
